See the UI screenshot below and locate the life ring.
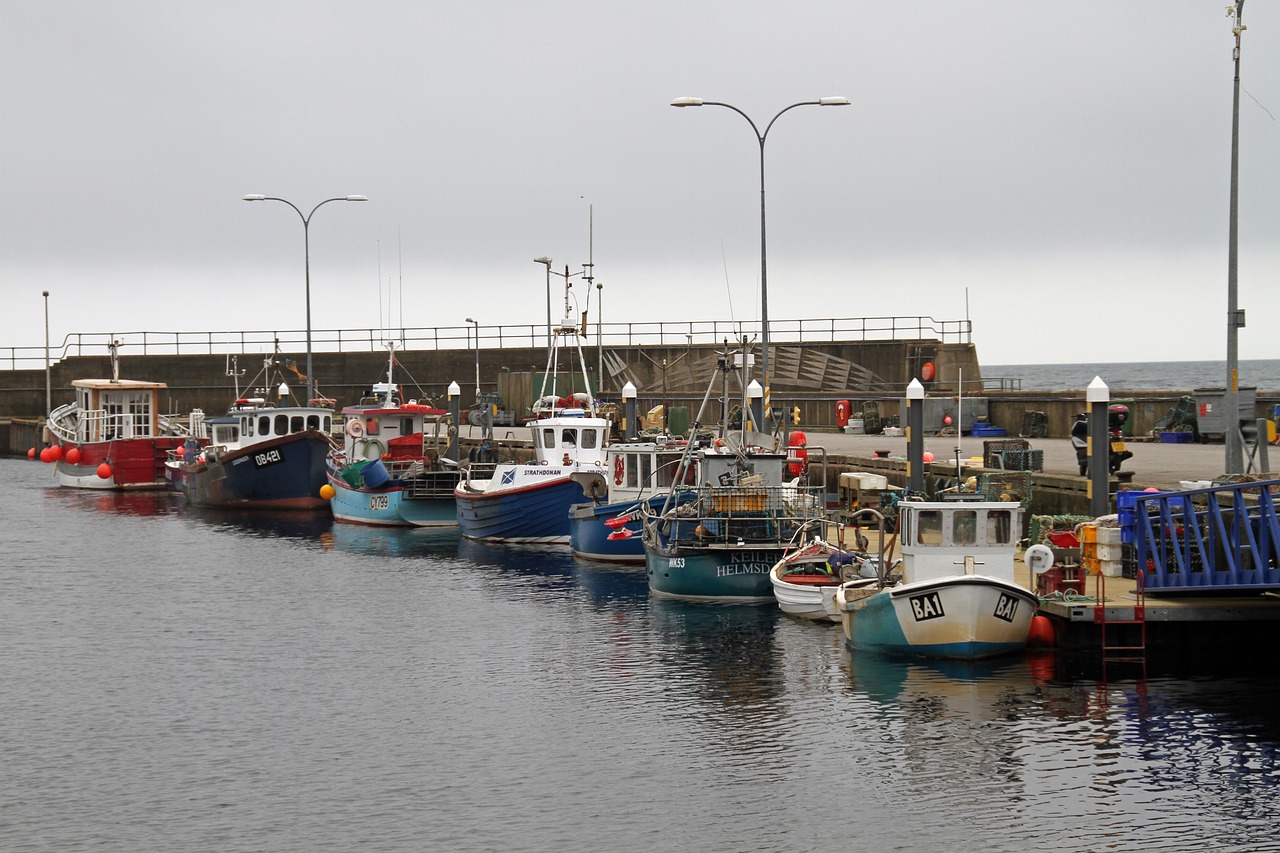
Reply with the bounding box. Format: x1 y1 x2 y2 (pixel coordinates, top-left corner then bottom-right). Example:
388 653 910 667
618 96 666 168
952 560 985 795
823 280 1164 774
346 418 365 438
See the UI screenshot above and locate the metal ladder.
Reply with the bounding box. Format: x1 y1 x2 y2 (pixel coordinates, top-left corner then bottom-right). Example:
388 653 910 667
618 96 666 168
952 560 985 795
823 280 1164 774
1094 569 1147 676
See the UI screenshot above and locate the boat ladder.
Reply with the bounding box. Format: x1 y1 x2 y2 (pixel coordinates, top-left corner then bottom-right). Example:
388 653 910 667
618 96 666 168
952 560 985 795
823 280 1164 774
1093 569 1146 676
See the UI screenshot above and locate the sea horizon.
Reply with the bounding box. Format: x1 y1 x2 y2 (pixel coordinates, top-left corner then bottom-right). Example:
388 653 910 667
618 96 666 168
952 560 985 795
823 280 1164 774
981 358 1280 393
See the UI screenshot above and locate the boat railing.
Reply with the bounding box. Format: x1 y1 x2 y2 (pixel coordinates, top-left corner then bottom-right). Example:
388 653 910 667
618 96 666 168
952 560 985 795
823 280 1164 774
650 483 828 546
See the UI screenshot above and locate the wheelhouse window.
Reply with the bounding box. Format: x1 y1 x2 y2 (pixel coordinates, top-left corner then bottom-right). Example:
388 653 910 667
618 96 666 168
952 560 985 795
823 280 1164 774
242 417 254 438
274 414 288 435
580 429 599 450
561 429 577 449
542 428 555 449
986 510 1013 545
915 510 944 546
953 510 977 546
214 425 239 444
365 417 380 435
291 416 304 433
306 415 320 431
259 415 271 436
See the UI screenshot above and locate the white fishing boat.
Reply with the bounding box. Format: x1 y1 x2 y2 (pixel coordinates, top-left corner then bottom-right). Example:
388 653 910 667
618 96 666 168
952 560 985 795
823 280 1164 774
834 498 1038 659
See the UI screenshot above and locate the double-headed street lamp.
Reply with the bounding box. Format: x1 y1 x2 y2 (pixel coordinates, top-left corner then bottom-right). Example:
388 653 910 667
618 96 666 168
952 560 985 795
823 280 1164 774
243 194 368 402
671 96 849 423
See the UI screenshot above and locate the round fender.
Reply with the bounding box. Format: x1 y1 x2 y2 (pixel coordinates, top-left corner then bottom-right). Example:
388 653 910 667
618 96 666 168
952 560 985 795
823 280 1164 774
1024 543 1055 574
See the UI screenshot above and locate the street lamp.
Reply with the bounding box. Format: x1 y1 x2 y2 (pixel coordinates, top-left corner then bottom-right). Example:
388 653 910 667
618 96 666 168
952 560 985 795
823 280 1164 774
42 291 50 415
596 282 604 395
465 317 480 399
243 193 368 402
533 257 553 358
671 95 849 424
1224 1 1248 475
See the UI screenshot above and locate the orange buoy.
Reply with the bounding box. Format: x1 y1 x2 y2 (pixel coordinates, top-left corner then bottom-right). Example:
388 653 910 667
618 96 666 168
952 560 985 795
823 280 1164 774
27 447 36 460
922 451 935 463
49 445 63 461
319 484 336 500
1027 614 1055 648
39 447 52 463
96 462 113 480
921 361 935 381
65 447 82 465
175 445 186 457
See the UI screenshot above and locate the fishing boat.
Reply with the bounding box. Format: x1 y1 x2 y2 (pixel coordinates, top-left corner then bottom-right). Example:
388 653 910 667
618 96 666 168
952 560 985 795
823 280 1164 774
43 341 202 490
327 345 458 526
638 337 831 600
833 498 1038 660
174 354 336 510
641 442 828 601
567 437 697 562
453 292 610 543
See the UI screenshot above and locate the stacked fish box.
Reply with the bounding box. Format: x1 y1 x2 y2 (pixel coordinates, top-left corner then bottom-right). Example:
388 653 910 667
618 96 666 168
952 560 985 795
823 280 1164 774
1079 524 1124 577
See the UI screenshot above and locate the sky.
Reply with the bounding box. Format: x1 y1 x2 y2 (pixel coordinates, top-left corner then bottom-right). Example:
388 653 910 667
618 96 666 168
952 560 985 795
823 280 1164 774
2 1 1277 366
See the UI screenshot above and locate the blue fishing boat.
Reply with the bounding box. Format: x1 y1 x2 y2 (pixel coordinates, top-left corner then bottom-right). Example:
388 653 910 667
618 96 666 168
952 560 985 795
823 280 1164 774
834 499 1038 660
327 345 458 527
454 292 610 543
568 438 696 562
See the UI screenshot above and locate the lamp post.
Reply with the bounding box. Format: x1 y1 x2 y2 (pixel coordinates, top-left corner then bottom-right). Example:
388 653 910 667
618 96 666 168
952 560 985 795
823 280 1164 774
671 96 849 425
42 290 50 416
243 193 368 402
533 257 553 358
1224 1 1248 475
465 317 480 400
596 281 604 395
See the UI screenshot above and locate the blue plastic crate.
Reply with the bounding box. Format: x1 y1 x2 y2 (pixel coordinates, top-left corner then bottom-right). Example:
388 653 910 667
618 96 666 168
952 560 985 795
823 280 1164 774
1160 431 1193 443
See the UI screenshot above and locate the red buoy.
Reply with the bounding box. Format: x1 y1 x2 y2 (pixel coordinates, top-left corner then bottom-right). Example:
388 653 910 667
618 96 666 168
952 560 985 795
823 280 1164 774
27 447 36 460
40 447 53 463
65 447 81 465
49 445 64 461
921 361 936 381
787 431 808 478
1027 614 1055 648
96 462 113 480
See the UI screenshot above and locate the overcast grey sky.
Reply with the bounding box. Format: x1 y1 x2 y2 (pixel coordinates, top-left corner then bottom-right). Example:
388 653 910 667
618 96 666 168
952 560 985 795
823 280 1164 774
2 1 1276 365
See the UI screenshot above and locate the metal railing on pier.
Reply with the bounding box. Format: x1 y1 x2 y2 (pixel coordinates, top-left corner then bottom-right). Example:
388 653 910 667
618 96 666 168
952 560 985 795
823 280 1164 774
3 315 972 370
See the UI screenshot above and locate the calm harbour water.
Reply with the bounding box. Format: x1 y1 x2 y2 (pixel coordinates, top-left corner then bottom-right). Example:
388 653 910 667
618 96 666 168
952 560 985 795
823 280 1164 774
3 457 1280 852
984 359 1280 393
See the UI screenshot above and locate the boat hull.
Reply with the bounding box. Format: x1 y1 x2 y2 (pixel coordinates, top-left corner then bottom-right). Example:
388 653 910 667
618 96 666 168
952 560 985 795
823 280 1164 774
180 431 331 510
454 473 583 543
769 568 841 623
53 438 185 490
840 575 1037 660
569 495 674 562
644 542 783 602
328 472 458 527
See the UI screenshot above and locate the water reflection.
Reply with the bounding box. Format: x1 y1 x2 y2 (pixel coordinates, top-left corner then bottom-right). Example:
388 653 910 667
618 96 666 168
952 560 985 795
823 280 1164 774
178 503 335 541
648 598 784 714
322 523 462 559
569 560 649 607
42 484 181 519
